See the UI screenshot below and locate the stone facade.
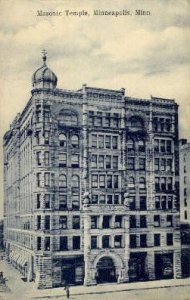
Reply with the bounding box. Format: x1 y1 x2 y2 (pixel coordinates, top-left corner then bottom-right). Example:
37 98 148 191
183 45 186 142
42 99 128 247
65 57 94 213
3 56 181 288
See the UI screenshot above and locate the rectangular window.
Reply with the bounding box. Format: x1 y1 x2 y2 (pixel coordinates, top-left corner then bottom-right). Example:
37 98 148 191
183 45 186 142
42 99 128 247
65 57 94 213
72 195 80 210
167 215 173 227
44 173 50 187
99 175 105 188
107 194 113 204
45 215 50 230
44 151 49 166
92 194 98 204
154 158 159 171
114 194 119 204
130 215 136 228
98 135 104 148
127 157 135 170
107 175 112 188
155 196 160 209
99 195 106 204
114 235 122 248
112 136 118 149
167 159 172 172
37 194 41 209
161 196 167 210
161 177 166 191
140 234 147 247
155 177 160 192
95 116 102 127
154 234 160 246
167 233 173 246
114 175 119 188
37 215 41 230
44 111 50 123
44 131 50 145
73 216 80 229
154 139 159 152
37 237 41 250
140 216 147 228
45 194 50 209
91 236 98 249
91 216 98 229
91 155 97 168
36 151 41 165
130 235 137 248
140 196 147 210
106 156 111 169
44 236 50 251
166 140 172 153
36 173 41 187
59 195 67 210
60 236 68 251
59 216 67 229
59 153 67 167
139 158 146 170
115 215 122 228
130 196 136 210
73 236 80 250
167 178 172 191
102 235 110 248
91 134 97 148
92 175 98 188
154 215 160 227
104 117 110 127
105 136 111 149
113 156 118 169
36 110 41 123
160 158 166 171
102 216 111 229
71 154 79 167
160 140 165 152
99 155 104 169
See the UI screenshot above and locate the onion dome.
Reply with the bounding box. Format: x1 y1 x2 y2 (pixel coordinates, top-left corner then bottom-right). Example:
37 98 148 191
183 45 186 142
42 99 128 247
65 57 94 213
32 50 57 89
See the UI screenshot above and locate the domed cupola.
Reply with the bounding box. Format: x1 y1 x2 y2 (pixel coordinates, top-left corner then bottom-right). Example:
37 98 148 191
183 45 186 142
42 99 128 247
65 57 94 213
32 50 57 89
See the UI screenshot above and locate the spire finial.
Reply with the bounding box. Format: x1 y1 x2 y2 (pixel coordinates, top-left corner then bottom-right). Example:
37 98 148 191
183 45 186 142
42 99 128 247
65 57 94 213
42 49 47 65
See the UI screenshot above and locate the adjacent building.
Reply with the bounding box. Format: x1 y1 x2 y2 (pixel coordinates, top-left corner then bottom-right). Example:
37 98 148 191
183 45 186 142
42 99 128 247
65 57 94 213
3 54 181 288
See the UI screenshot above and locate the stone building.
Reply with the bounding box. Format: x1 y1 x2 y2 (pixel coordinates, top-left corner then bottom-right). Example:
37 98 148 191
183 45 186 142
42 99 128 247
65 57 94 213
3 54 181 288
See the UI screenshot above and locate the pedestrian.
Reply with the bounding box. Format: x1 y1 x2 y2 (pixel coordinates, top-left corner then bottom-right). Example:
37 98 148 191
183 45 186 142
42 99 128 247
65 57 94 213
66 286 70 299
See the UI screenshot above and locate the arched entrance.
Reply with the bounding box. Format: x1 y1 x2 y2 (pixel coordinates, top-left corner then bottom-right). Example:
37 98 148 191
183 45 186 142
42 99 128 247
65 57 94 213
96 256 117 283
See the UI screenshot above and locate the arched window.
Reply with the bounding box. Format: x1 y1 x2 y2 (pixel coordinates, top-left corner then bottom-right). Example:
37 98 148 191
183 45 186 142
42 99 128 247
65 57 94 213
127 139 135 153
59 109 78 126
129 116 144 129
59 134 67 147
139 177 146 190
72 175 80 188
59 174 67 189
71 135 79 148
138 140 145 152
128 177 135 189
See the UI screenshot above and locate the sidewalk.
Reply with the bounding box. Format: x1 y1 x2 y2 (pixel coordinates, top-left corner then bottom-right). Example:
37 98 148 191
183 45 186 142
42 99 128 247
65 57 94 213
1 259 190 300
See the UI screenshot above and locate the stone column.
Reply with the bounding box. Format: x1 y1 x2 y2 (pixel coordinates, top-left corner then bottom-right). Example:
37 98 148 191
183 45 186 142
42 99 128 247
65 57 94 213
147 251 155 280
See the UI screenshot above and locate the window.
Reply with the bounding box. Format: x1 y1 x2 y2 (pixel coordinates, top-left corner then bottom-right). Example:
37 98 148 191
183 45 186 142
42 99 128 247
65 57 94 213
166 140 172 153
114 175 119 188
107 175 112 188
167 233 173 246
127 157 135 170
99 175 105 188
99 195 106 204
36 131 40 145
130 215 136 228
59 153 67 167
92 175 98 188
167 159 172 172
45 194 50 209
44 173 50 187
114 194 120 204
154 234 160 246
139 177 146 190
138 140 145 152
104 116 110 127
115 215 122 228
154 139 159 152
59 216 67 229
72 175 80 190
155 177 160 192
112 114 119 127
37 194 41 209
73 236 80 250
102 216 111 228
59 195 67 210
112 136 118 149
36 173 41 187
128 177 135 190
98 135 104 148
43 152 49 166
130 235 136 248
73 216 80 229
184 177 187 185
72 195 80 210
140 216 147 228
37 237 41 250
167 215 173 227
127 139 135 153
99 155 104 169
161 177 166 191
129 196 136 210
59 134 67 147
167 178 172 190
155 158 159 171
105 136 111 149
71 154 79 167
160 158 166 171
160 140 165 152
45 215 50 230
155 196 160 209
36 110 41 123
113 156 118 169
91 216 98 229
95 116 102 127
140 196 147 210
129 116 143 128
44 111 50 123
59 175 67 190
91 155 97 168
154 215 160 227
91 195 98 204
91 236 98 249
44 131 50 145
36 151 41 165
106 156 111 169
59 110 78 126
184 211 187 219
139 158 145 170
71 135 79 148
161 196 167 210
102 235 110 248
92 134 97 148
107 194 113 204
37 215 41 230
60 236 68 251
140 234 147 247
114 235 122 248
44 237 50 251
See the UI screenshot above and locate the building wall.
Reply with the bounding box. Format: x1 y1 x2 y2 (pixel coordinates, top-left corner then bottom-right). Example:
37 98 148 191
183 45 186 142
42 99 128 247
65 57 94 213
3 68 181 288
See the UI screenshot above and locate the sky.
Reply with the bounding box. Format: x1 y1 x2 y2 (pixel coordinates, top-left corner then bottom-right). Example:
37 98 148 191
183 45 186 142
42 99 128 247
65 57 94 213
0 0 190 218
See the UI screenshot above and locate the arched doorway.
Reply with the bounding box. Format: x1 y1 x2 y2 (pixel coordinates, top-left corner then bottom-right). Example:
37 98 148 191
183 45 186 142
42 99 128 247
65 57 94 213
96 256 117 283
